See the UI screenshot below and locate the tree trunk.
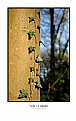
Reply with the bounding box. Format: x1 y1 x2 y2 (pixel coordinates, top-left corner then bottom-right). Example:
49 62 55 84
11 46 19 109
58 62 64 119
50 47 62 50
8 8 40 101
50 8 55 80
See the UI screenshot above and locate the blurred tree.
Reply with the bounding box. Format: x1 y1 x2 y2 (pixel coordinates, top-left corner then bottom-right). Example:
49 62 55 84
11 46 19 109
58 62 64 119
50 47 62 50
40 8 70 102
50 8 55 80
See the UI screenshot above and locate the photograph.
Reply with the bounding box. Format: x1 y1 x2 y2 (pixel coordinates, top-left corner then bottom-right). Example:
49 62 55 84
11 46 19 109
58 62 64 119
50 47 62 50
8 8 70 102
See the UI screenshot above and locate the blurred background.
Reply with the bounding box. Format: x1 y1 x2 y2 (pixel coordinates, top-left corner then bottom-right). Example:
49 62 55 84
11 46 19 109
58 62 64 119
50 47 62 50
40 8 70 102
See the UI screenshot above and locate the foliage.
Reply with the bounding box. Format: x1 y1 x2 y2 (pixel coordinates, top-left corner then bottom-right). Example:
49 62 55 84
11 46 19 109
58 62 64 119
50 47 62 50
35 81 42 89
29 17 35 23
27 31 35 40
37 25 40 33
37 11 40 18
36 73 40 77
28 46 36 53
36 69 39 71
35 55 43 63
30 67 35 72
29 78 34 83
18 89 28 99
39 40 45 46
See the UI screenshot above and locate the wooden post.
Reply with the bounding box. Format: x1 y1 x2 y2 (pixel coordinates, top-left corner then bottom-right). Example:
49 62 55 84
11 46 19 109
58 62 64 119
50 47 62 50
8 8 40 101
